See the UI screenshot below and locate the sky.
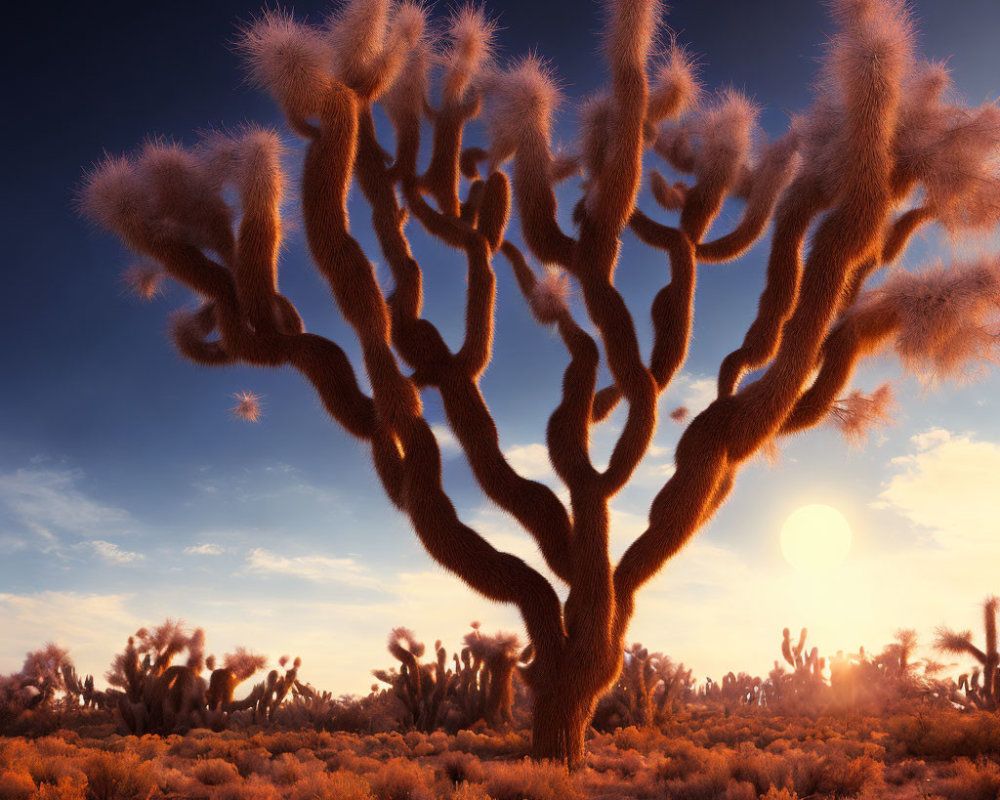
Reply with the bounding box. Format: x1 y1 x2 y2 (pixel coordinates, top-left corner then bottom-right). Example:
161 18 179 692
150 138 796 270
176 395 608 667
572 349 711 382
2 0 1000 696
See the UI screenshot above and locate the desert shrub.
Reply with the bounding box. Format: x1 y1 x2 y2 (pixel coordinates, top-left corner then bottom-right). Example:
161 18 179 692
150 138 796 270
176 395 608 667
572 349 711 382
483 760 582 800
721 781 758 800
167 736 216 760
80 751 157 800
763 738 793 755
654 739 715 781
32 737 80 761
288 770 375 800
153 764 203 798
252 731 315 756
449 784 493 800
0 769 36 800
816 753 883 797
884 758 928 785
451 730 528 758
268 752 309 786
612 726 669 754
658 758 731 800
213 774 281 800
121 736 167 762
192 758 241 786
728 742 792 795
889 711 1000 760
930 758 1000 800
759 789 799 800
232 747 271 778
366 757 435 800
366 732 410 758
440 752 486 786
788 750 883 799
33 775 88 800
585 746 645 779
25 754 86 788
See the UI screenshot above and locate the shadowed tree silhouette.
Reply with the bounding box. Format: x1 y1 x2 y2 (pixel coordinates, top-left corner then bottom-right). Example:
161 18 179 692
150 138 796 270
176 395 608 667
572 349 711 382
936 596 999 709
80 0 1000 767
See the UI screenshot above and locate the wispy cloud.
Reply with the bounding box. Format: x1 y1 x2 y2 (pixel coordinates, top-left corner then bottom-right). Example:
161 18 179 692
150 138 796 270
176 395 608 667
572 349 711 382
0 468 133 547
503 443 555 482
191 463 340 505
244 548 383 589
679 375 717 417
83 540 144 565
184 543 224 556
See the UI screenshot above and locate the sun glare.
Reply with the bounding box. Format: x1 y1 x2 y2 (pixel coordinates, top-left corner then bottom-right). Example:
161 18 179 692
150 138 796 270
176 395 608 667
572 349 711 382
780 504 852 573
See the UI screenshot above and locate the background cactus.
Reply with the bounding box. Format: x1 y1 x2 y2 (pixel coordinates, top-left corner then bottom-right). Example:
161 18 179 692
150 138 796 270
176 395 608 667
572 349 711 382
935 596 999 710
374 624 523 732
102 620 293 733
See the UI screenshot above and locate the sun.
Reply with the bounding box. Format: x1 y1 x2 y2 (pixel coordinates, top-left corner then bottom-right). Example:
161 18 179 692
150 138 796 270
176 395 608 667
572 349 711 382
780 504 852 572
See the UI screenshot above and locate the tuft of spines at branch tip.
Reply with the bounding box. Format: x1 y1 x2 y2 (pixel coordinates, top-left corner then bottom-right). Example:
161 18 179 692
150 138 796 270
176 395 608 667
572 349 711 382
236 10 331 123
439 4 498 104
480 54 562 167
202 126 286 208
647 42 701 125
381 3 432 126
827 382 895 445
934 627 975 655
223 647 269 681
388 627 426 658
231 390 263 422
136 138 233 254
78 154 151 244
689 88 760 182
186 628 207 671
122 262 164 301
824 0 915 94
798 0 914 195
326 0 392 87
876 257 1000 381
600 0 664 72
323 0 426 100
918 104 1000 233
529 269 571 325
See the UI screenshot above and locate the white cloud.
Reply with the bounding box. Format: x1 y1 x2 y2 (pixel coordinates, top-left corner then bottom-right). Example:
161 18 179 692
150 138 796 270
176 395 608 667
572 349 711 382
244 548 383 589
503 443 555 482
191 463 339 505
431 424 461 457
84 540 144 565
875 429 1000 552
0 468 132 545
184 543 224 556
682 377 717 416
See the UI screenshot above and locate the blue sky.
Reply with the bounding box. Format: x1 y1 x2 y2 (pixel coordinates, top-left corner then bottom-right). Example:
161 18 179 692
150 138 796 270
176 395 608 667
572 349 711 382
3 0 1000 694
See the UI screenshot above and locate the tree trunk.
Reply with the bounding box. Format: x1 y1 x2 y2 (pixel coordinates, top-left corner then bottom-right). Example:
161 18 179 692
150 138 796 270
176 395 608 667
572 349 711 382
530 683 597 770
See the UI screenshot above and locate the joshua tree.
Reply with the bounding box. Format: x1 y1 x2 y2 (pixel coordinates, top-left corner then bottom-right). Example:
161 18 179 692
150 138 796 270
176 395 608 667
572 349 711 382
205 648 269 711
936 596 999 709
81 0 1000 766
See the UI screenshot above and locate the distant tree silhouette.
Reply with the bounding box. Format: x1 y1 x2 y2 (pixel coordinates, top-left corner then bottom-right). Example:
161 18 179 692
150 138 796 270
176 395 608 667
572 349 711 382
81 0 1000 766
937 596 999 709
